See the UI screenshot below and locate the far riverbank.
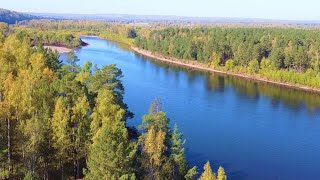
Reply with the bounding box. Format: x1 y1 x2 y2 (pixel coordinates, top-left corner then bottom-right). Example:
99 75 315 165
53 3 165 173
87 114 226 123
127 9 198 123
131 47 320 94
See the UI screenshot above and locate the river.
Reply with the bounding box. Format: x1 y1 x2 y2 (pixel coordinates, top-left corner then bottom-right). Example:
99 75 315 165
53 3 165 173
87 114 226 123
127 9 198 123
60 37 320 180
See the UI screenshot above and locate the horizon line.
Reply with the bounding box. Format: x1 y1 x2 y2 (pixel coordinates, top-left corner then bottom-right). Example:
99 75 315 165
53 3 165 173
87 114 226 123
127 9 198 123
3 7 320 22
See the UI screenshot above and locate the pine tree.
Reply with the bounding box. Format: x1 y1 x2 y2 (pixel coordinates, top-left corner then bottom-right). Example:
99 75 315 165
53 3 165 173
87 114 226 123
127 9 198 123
90 88 125 135
141 125 168 180
75 61 92 85
145 126 166 166
88 65 133 119
217 166 227 180
139 99 173 180
171 123 188 178
140 98 170 140
199 161 216 180
85 88 137 180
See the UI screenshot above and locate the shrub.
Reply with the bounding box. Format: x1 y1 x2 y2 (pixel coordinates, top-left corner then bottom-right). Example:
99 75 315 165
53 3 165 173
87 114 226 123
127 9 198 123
225 59 234 71
248 59 259 74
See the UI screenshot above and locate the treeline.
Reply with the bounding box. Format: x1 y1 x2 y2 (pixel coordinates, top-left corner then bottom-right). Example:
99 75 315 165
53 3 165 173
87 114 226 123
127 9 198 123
99 27 136 46
135 27 320 88
26 20 109 35
0 28 226 179
13 27 84 47
25 20 137 45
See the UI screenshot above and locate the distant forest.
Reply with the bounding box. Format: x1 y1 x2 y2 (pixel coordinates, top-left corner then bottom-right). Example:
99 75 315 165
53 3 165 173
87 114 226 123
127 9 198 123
135 27 320 88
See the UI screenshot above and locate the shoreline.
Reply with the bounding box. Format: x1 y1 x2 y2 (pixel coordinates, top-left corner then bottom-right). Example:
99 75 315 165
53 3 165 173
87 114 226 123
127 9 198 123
81 35 100 38
131 47 320 94
44 45 73 53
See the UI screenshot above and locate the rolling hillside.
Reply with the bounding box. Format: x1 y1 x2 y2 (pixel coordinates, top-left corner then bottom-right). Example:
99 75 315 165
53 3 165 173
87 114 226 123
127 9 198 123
0 8 40 24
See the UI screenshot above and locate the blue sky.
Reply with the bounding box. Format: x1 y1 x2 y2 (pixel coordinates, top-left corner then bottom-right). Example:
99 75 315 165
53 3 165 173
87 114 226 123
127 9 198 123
2 0 320 20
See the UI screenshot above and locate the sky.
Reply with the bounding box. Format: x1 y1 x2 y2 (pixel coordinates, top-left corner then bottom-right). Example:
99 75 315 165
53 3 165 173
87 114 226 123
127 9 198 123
1 0 320 20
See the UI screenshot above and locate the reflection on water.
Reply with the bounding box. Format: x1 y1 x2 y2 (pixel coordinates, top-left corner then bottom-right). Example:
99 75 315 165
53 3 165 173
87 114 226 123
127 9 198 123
207 73 320 114
139 52 320 113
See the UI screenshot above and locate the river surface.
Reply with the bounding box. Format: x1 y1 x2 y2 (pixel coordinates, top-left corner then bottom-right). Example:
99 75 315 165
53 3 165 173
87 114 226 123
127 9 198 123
60 37 320 180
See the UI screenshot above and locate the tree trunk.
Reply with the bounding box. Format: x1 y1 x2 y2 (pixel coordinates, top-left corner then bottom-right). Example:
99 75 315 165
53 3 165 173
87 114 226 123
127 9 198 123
61 161 64 180
73 154 76 180
7 117 11 178
76 158 80 179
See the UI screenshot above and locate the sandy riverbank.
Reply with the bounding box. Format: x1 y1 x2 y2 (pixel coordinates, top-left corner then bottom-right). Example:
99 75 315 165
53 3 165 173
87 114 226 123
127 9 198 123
44 46 73 53
131 47 320 93
81 35 99 38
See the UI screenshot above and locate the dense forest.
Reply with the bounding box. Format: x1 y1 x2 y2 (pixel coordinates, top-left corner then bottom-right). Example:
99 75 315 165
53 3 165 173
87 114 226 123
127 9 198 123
135 27 320 88
0 23 226 179
13 28 85 48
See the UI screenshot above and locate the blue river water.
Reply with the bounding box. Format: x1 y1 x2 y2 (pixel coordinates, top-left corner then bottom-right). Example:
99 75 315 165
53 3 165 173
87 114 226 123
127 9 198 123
60 37 320 180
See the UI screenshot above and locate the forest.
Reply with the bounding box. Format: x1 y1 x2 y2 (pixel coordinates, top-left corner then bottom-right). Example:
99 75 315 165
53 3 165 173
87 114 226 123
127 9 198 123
135 27 320 88
24 20 137 45
13 28 85 48
0 23 226 179
18 20 320 89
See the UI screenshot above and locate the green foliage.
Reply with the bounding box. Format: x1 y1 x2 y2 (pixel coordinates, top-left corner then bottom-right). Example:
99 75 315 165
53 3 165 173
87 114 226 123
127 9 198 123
260 58 272 70
141 100 170 134
0 22 9 36
100 31 135 46
127 29 137 38
0 169 9 179
225 59 234 71
14 27 83 47
139 99 172 180
171 124 188 178
248 59 260 74
23 171 40 180
210 52 221 69
270 48 285 69
22 20 137 46
134 26 320 88
51 97 72 169
0 34 58 178
36 45 61 71
26 19 109 36
85 89 137 180
185 166 198 180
